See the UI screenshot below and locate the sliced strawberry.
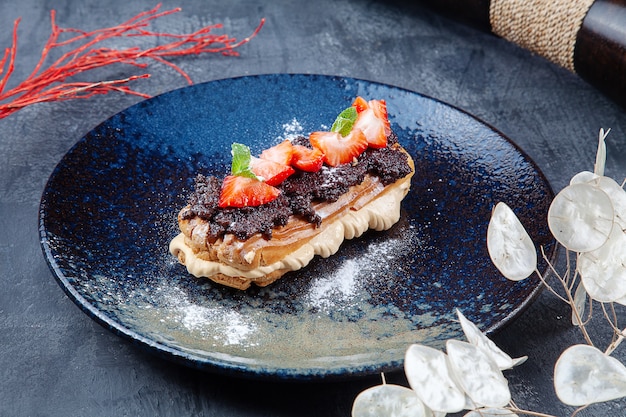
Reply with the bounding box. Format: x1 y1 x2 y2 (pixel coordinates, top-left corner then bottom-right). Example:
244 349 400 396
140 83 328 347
309 129 368 167
250 157 295 186
369 99 390 124
352 98 390 148
291 145 325 172
218 175 280 208
259 140 294 166
352 96 369 113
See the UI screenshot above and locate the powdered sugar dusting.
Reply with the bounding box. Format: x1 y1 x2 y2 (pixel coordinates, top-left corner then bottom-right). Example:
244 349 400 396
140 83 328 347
178 305 254 345
306 260 360 312
320 166 342 190
275 118 331 141
305 226 424 313
277 118 304 141
149 285 259 347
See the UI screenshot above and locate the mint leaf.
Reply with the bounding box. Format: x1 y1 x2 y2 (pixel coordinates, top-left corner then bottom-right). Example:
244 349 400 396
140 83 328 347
230 143 260 179
331 106 357 136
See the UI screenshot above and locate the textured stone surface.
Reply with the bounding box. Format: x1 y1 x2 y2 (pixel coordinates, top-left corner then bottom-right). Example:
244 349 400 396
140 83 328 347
1 0 625 416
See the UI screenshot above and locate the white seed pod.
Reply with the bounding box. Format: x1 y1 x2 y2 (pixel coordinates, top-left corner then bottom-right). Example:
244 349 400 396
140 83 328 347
578 226 626 303
547 183 614 252
569 170 598 185
554 344 626 406
445 340 511 408
404 344 466 413
487 202 537 281
456 309 526 370
571 172 626 230
592 176 626 230
351 384 432 417
614 293 626 306
463 408 519 417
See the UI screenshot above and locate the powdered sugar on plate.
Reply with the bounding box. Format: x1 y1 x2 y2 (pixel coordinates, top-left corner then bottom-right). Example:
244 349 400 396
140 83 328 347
304 225 426 314
276 118 304 141
275 118 330 142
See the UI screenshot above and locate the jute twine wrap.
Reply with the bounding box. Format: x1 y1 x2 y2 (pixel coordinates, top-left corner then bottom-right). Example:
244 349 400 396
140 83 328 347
490 0 595 72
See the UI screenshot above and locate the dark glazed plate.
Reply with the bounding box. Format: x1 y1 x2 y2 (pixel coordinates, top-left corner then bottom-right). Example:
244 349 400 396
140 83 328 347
39 74 555 380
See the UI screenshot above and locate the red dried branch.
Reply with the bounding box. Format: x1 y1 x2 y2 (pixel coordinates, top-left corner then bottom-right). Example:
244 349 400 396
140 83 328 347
0 4 265 119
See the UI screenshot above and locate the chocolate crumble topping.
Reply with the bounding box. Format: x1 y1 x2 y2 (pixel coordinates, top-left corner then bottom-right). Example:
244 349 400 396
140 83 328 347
181 132 411 240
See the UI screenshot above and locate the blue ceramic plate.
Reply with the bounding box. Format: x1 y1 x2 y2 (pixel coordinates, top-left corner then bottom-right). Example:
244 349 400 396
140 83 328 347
39 74 555 380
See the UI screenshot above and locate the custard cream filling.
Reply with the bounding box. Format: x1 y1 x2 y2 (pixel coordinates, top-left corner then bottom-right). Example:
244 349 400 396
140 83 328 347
169 178 410 280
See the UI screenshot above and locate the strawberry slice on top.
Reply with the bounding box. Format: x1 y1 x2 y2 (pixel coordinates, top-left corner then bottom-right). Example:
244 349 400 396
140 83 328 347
309 129 368 167
351 96 370 113
309 103 370 167
218 175 280 208
259 139 294 166
291 145 325 172
250 156 295 186
352 97 390 148
218 142 283 208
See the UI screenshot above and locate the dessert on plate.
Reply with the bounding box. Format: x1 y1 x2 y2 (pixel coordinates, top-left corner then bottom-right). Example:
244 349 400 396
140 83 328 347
169 97 415 290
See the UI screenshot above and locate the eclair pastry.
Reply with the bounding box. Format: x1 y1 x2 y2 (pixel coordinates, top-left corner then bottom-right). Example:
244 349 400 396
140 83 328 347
169 97 415 290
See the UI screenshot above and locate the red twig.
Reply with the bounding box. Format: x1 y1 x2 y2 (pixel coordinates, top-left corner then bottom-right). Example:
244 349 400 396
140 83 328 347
0 4 265 119
0 17 20 96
